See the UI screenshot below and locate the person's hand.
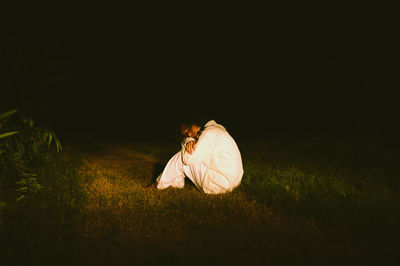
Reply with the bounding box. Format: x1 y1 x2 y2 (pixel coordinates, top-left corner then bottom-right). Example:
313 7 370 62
186 140 197 154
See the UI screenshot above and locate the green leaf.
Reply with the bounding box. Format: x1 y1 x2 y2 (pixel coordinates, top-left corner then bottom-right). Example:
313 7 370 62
54 134 62 152
48 132 53 145
15 195 25 202
0 131 18 139
22 173 37 177
16 180 27 185
0 202 6 208
42 131 49 142
0 109 18 120
16 187 28 192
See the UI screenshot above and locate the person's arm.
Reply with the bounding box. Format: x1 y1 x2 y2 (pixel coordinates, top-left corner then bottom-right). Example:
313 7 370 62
181 125 201 154
181 137 196 165
182 137 196 154
182 129 219 165
186 140 197 154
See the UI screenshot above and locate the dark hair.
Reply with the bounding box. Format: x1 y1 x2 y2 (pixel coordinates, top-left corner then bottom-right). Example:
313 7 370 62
181 111 212 127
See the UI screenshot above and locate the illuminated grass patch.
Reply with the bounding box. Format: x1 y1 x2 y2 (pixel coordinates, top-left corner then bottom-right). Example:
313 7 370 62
1 139 398 265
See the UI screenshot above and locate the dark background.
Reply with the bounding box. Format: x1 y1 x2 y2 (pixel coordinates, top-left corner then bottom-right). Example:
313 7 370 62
1 7 399 143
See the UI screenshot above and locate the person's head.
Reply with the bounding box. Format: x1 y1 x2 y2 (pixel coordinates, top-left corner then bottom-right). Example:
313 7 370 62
179 112 211 137
180 123 202 138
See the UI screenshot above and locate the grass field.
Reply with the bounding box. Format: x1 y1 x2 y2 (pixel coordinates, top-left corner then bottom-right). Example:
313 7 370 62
1 136 399 265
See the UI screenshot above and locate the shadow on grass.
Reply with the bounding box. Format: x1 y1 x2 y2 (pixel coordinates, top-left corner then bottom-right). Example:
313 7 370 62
145 162 165 186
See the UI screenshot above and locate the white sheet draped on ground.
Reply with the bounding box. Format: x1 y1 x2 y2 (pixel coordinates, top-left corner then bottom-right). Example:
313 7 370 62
156 120 243 194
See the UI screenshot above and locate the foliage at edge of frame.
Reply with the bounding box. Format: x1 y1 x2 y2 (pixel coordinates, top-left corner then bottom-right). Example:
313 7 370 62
0 108 63 203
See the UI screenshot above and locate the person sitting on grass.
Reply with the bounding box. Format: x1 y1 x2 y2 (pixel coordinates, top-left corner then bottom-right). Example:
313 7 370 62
147 119 243 194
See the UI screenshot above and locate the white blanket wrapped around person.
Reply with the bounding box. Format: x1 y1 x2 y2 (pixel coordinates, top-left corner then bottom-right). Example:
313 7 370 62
156 120 243 194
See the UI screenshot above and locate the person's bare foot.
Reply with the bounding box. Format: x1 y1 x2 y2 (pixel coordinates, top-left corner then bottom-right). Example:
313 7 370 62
143 182 158 190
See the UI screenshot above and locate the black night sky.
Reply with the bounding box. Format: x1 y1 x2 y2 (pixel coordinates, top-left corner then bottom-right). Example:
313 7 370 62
1 8 399 143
